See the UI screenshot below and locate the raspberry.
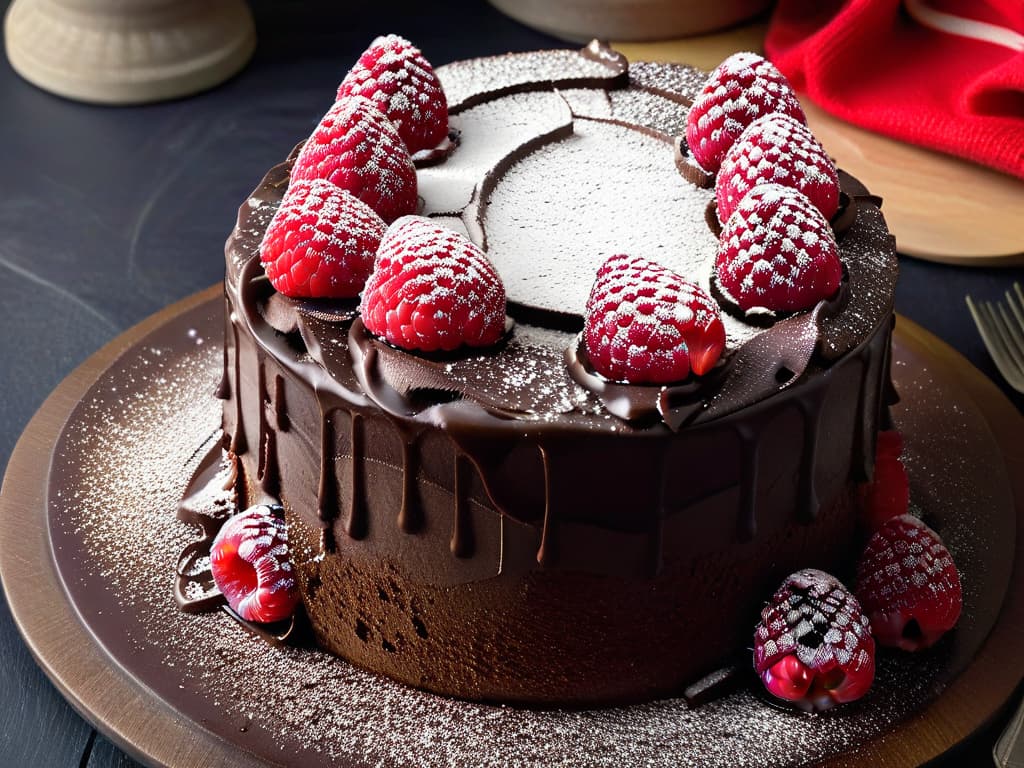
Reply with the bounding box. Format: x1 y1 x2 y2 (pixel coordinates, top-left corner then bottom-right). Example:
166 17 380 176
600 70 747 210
856 515 962 651
337 34 448 154
859 430 909 533
360 216 506 352
260 179 386 298
210 504 299 624
754 569 875 712
716 113 839 223
291 95 417 223
685 51 806 174
583 254 725 384
716 183 843 314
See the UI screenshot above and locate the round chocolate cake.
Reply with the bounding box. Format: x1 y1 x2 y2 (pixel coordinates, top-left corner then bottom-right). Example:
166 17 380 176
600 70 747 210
202 41 898 706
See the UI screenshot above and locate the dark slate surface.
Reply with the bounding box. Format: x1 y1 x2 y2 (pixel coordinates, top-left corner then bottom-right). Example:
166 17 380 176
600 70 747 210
0 1 1021 765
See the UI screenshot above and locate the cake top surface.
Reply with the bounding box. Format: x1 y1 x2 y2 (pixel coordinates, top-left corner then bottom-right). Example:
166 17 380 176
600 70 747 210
227 43 898 434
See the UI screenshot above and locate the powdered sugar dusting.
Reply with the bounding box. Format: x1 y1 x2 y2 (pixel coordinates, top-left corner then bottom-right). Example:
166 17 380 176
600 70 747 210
685 52 805 173
337 34 447 153
437 48 626 113
716 183 842 313
584 254 725 383
418 91 572 215
291 95 417 223
48 319 998 767
260 178 385 298
482 117 760 346
361 215 506 352
717 113 839 222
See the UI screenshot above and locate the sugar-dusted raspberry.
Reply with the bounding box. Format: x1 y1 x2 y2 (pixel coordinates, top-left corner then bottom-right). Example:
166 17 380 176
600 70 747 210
856 515 962 651
754 569 875 712
337 34 448 154
210 504 299 624
260 178 386 298
716 183 843 314
584 254 725 384
290 95 417 223
360 216 506 352
685 51 806 174
716 112 840 223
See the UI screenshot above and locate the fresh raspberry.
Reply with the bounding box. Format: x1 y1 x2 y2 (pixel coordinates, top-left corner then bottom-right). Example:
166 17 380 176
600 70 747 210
859 430 909 533
685 51 806 174
291 95 417 223
856 515 962 651
716 183 843 314
260 179 386 298
754 569 875 712
360 216 506 352
210 504 299 624
583 254 726 384
337 34 448 154
716 113 840 223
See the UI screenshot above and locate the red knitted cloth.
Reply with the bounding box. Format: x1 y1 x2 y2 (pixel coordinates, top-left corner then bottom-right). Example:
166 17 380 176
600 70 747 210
765 0 1024 179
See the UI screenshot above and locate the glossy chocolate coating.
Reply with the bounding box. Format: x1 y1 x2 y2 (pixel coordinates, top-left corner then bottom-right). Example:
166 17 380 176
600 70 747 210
212 44 898 704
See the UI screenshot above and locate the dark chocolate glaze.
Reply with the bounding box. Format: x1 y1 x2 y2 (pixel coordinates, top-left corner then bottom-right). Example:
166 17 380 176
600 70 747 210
207 44 899 705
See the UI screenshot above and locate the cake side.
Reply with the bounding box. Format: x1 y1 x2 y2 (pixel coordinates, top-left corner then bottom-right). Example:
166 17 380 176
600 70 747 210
211 46 899 704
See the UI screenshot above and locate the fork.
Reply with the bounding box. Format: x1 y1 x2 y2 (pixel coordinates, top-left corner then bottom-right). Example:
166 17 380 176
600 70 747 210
966 283 1024 394
995 691 1024 767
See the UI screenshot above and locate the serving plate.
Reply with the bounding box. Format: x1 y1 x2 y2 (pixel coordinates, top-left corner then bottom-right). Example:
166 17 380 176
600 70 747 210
1 286 1022 767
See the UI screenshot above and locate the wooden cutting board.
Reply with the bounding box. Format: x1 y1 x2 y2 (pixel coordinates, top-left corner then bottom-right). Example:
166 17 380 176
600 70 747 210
615 29 1024 265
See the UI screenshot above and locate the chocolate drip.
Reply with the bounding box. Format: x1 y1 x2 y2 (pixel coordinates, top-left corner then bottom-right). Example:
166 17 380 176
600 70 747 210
851 346 876 482
273 374 289 432
256 359 269 485
795 389 827 523
259 428 280 497
346 413 368 540
397 437 423 534
537 445 557 566
316 406 338 528
450 454 474 558
229 318 246 454
735 424 759 541
216 296 231 399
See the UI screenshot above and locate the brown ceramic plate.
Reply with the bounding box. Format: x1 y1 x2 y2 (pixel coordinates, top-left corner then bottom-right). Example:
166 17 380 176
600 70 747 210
1 286 1022 767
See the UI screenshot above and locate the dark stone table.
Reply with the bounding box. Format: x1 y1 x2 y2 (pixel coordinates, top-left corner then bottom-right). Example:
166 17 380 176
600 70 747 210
0 1 1020 765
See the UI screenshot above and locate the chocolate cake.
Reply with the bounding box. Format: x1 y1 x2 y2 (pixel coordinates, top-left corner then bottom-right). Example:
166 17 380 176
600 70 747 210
194 41 899 706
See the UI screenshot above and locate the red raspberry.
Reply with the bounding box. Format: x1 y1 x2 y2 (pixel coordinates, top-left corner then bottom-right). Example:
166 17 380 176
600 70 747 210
260 179 386 298
360 216 506 352
859 430 909 533
754 569 875 712
716 183 843 314
210 504 299 624
291 95 417 223
337 34 448 154
685 51 806 174
716 113 839 223
583 254 725 384
856 515 962 651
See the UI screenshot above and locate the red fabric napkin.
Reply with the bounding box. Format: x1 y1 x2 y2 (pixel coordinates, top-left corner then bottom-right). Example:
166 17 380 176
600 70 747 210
765 0 1024 179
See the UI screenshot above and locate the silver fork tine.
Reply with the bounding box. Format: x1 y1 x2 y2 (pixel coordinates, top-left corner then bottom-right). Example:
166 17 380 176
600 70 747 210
985 301 1024 375
995 302 1024 365
966 294 1024 393
1008 282 1024 332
